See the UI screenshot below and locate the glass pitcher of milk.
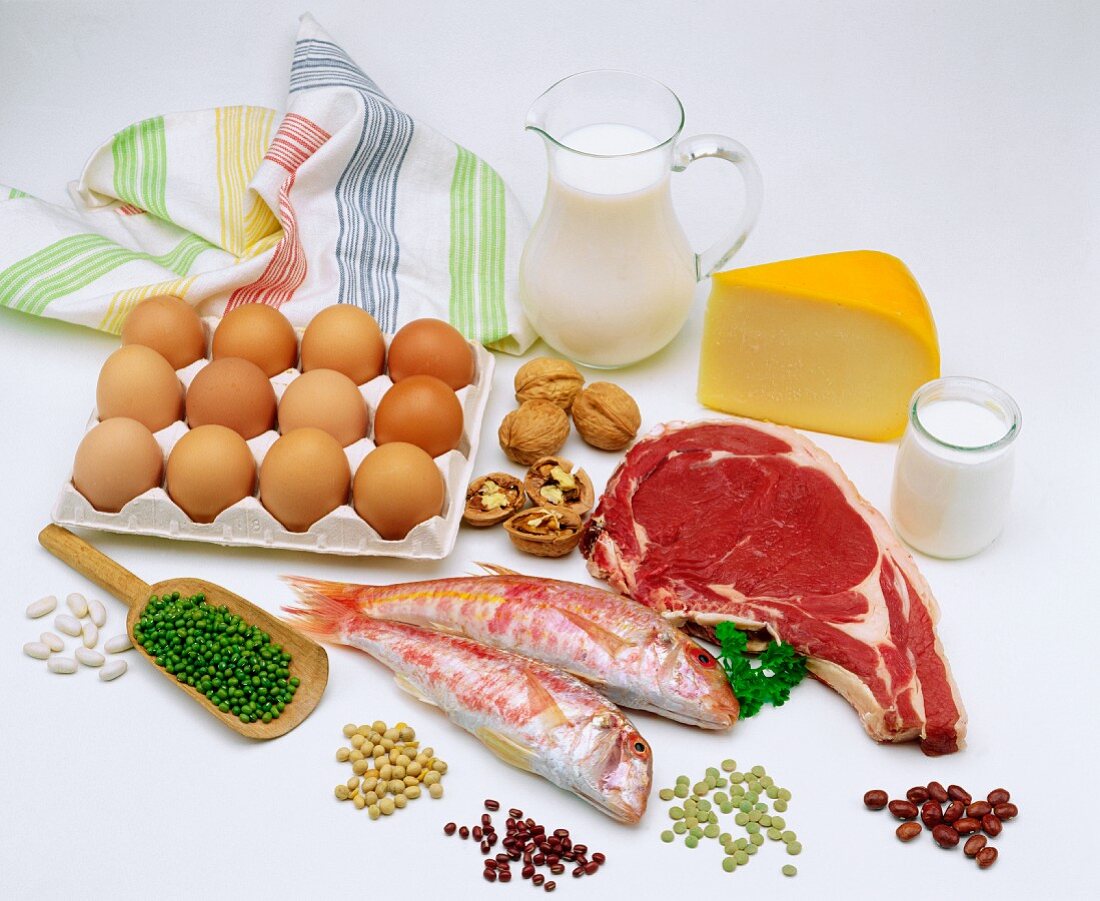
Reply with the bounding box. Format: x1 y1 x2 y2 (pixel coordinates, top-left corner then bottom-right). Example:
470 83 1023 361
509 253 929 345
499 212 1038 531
520 70 763 369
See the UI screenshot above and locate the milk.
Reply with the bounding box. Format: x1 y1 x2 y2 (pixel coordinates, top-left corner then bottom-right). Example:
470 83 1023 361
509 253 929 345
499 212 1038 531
519 123 696 369
891 383 1021 559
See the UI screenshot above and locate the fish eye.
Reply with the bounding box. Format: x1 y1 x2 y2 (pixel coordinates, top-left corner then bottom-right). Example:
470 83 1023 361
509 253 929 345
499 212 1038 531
632 740 648 756
696 651 716 668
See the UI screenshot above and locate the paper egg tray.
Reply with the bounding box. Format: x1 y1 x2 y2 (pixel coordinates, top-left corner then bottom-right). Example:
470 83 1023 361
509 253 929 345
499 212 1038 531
52 318 495 559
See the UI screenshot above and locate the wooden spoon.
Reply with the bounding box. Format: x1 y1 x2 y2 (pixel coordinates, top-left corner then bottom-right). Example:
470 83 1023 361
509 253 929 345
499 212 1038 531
39 524 327 739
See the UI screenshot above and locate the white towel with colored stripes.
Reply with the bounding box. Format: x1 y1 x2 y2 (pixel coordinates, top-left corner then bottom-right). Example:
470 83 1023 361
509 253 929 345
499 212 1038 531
0 14 535 353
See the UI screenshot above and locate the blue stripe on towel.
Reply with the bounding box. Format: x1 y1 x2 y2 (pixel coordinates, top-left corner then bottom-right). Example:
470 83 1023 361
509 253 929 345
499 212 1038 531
290 37 412 330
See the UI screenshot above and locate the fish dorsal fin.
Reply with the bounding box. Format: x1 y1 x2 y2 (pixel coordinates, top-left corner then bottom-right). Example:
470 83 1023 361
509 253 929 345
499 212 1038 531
428 620 464 636
524 669 569 730
557 607 633 658
393 673 437 707
475 562 522 577
566 668 607 686
476 727 538 773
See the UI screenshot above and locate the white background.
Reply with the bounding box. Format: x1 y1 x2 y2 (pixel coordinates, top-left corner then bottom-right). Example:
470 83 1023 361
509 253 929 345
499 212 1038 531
1 1 1097 899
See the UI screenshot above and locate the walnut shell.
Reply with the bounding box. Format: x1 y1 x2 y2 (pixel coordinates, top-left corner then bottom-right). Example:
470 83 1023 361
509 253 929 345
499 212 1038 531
514 357 585 410
572 382 641 451
498 400 570 465
503 506 583 558
524 456 594 517
463 472 526 527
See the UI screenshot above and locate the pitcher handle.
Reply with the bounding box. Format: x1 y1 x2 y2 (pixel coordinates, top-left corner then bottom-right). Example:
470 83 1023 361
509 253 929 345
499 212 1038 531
671 134 763 280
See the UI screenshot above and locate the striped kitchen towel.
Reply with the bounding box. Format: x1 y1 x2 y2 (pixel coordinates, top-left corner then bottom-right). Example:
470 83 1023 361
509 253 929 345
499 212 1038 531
0 14 535 353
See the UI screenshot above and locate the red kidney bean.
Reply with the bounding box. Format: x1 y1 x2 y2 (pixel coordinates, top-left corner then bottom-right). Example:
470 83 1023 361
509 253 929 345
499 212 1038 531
906 786 930 804
927 781 949 803
987 788 1010 806
967 801 992 818
953 817 980 834
863 789 889 810
994 802 1018 820
888 799 919 820
544 882 557 893
976 846 998 869
964 834 988 857
943 800 965 823
947 784 972 804
982 814 1003 836
896 822 922 842
483 869 497 883
921 800 943 828
444 822 457 835
932 824 960 848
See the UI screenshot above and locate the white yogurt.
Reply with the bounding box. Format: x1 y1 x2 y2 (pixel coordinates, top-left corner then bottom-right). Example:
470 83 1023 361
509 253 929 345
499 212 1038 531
891 378 1021 559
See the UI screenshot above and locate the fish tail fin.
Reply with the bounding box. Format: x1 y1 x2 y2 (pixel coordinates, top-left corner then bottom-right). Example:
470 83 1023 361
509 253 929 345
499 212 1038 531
281 575 364 642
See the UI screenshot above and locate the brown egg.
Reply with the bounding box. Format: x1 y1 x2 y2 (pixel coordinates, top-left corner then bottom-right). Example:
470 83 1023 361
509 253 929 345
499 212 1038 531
300 305 385 385
353 443 445 540
278 369 369 447
185 357 277 440
166 425 256 523
387 318 475 390
120 294 206 369
211 303 298 377
259 427 350 532
72 418 164 513
96 345 184 433
373 375 464 458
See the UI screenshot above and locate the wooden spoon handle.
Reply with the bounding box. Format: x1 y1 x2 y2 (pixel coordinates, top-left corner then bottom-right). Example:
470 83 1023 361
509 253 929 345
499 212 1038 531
38 525 150 607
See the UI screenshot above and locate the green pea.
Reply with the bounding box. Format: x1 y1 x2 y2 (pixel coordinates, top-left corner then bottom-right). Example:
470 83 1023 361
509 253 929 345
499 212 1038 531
746 783 761 796
722 857 737 872
659 789 674 801
734 850 749 865
746 822 760 835
721 759 737 772
744 843 758 856
704 824 720 838
787 842 802 855
766 785 780 799
673 822 687 834
685 835 699 849
684 799 698 813
782 864 797 877
675 785 689 798
734 813 749 826
773 799 788 812
661 830 674 843
708 812 719 824
778 788 792 801
669 807 684 820
767 827 782 841
771 816 786 829
750 833 764 846
750 765 765 777
782 830 797 843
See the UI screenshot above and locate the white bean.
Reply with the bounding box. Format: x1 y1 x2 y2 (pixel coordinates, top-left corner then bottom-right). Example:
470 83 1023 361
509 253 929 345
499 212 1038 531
40 632 64 653
26 595 57 618
66 592 89 618
87 598 107 628
55 614 82 637
104 634 133 654
23 641 51 660
76 647 105 667
81 622 99 649
99 660 127 682
48 657 78 674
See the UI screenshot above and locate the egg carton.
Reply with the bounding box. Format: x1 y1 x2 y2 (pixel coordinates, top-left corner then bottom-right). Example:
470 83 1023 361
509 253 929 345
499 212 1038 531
52 319 494 559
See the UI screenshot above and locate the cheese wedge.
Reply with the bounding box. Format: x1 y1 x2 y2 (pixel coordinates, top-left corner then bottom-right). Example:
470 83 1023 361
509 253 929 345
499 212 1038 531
698 251 940 441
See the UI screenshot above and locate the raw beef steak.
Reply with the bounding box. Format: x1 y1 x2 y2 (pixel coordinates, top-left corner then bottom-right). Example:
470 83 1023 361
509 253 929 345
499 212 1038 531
581 419 966 755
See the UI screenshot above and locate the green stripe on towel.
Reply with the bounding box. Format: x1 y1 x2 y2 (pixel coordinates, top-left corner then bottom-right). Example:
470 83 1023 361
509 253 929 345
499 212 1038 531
111 116 170 221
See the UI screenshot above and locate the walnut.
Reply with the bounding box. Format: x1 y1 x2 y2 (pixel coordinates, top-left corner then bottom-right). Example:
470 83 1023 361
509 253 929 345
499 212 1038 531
463 472 526 527
504 506 583 558
571 382 641 451
498 400 570 465
514 358 585 410
524 456 594 517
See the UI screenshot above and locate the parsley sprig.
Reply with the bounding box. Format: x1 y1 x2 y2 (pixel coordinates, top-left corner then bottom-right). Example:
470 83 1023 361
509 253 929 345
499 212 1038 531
715 621 808 719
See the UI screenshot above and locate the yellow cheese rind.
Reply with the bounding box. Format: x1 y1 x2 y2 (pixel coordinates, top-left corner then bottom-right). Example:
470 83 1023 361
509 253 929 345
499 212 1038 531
698 251 940 442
